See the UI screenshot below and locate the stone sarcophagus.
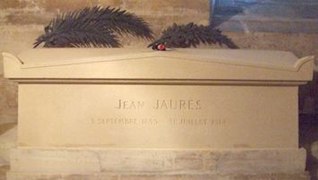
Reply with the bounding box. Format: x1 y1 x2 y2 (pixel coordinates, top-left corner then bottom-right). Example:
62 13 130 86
3 49 314 179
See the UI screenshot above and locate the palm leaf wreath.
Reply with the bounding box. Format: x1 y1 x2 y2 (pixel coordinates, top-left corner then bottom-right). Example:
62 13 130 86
34 6 153 48
148 23 238 49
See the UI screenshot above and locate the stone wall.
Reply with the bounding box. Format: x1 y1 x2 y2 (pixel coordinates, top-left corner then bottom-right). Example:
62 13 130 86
213 0 318 33
0 0 318 124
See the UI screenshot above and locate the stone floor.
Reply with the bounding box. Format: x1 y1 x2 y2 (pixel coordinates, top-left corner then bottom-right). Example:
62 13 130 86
0 118 317 180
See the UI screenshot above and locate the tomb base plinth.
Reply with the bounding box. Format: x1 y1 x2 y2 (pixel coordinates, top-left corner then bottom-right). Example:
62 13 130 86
7 148 308 180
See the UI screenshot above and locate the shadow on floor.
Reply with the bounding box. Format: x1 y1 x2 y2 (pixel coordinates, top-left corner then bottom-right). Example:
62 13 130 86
299 114 318 180
0 123 16 136
0 166 9 180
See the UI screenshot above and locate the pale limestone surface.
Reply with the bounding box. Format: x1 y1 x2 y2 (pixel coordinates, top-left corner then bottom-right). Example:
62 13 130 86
2 49 314 149
1 0 318 127
2 49 314 82
5 174 310 180
7 148 307 179
2 48 313 179
17 84 298 149
0 1 317 179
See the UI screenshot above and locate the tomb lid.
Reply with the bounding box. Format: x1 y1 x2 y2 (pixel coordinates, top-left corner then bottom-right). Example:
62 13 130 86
14 49 310 70
2 48 314 83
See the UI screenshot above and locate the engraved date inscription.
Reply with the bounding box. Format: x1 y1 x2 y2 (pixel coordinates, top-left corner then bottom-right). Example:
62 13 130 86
90 118 158 125
89 118 226 127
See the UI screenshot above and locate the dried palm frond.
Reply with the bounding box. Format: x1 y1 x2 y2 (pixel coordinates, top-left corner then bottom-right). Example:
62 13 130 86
34 6 153 48
148 23 238 49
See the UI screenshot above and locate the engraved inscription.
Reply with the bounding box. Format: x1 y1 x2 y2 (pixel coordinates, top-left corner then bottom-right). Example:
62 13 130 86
153 99 201 110
89 98 227 127
90 118 226 127
90 118 158 125
115 99 201 110
169 118 226 126
115 99 145 109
